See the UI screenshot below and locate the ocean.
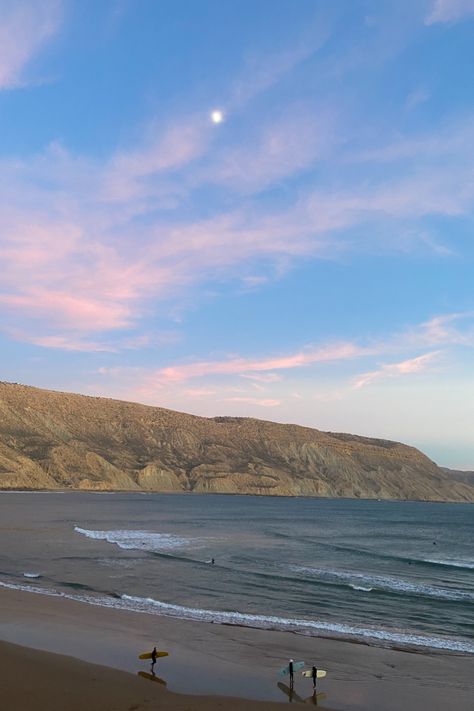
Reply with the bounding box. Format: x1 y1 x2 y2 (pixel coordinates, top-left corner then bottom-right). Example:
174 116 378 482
0 492 472 655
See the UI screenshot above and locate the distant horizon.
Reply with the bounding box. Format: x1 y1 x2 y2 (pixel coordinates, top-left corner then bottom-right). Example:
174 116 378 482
0 1 473 471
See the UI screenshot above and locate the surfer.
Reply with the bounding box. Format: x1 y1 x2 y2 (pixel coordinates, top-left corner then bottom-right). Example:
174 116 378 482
289 659 294 687
211 558 215 564
311 665 317 689
151 647 157 669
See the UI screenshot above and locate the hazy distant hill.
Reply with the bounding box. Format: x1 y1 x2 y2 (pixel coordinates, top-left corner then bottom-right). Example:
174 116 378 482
0 382 473 502
440 467 474 486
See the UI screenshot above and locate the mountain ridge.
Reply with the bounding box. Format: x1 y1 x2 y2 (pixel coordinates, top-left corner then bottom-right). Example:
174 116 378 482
0 381 473 502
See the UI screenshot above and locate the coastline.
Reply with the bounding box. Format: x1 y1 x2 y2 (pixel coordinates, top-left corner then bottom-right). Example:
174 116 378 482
1 587 472 710
0 487 472 505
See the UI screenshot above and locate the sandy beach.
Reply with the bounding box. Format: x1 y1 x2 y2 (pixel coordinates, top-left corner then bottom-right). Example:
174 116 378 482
1 587 472 711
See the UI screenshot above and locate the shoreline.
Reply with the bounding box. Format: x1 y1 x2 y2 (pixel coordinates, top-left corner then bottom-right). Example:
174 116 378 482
0 487 472 505
1 587 473 710
2 575 472 657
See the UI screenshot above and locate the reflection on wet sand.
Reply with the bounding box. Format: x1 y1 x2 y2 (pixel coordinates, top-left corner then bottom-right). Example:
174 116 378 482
277 683 327 706
137 670 167 685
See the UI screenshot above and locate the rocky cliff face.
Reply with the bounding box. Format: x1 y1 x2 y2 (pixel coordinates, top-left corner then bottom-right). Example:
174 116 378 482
0 382 472 502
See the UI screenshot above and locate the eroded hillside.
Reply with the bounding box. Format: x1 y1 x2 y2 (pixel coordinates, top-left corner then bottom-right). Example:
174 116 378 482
0 382 472 502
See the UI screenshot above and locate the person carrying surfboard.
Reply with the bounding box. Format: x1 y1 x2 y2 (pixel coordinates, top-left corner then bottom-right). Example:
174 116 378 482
311 665 317 689
151 647 157 668
289 659 294 687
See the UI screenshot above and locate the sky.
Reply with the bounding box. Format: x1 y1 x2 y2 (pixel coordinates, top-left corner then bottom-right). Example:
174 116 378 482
0 0 473 469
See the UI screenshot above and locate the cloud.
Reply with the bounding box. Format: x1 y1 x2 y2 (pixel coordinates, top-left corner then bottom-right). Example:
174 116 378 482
0 30 472 354
154 342 369 384
240 373 282 383
183 388 217 398
89 311 474 418
403 312 474 349
405 88 430 112
102 116 211 203
353 351 442 389
425 0 474 25
20 334 117 353
0 0 62 89
224 396 281 407
229 31 328 110
204 105 338 193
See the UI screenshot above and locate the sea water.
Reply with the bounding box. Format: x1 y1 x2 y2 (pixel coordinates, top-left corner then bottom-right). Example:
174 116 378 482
0 492 472 654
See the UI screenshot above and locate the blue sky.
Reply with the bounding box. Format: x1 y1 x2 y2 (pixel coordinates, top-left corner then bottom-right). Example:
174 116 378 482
0 0 473 468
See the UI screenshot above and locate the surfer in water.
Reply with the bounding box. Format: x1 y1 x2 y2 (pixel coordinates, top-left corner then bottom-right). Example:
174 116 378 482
289 659 294 687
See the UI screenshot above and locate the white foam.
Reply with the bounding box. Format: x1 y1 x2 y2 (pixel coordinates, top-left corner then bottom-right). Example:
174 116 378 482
74 527 194 552
23 572 41 579
1 579 473 655
291 565 474 602
424 558 474 570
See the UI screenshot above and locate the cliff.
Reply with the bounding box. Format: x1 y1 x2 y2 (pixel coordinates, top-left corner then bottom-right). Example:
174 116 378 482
0 382 473 502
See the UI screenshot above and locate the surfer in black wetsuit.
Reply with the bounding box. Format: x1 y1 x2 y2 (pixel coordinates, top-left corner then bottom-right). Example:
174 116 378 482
151 647 157 670
311 665 317 689
289 659 294 687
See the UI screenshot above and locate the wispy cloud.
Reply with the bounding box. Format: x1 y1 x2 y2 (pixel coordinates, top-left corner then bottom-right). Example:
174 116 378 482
353 351 442 389
0 0 62 89
21 334 117 353
224 396 281 407
425 0 474 25
240 373 282 383
155 343 368 383
203 105 339 193
0 26 472 355
229 30 329 110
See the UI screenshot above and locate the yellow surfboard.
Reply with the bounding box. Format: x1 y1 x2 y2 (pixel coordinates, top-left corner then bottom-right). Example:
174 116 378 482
138 650 169 660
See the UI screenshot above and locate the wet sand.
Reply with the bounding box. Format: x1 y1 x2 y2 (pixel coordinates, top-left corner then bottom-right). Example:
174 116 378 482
0 587 472 710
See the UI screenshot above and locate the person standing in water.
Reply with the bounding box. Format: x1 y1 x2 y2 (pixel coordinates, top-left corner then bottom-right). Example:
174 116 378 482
289 659 294 687
311 665 318 689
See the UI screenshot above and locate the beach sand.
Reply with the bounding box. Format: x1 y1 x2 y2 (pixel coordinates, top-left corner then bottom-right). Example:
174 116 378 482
0 587 472 710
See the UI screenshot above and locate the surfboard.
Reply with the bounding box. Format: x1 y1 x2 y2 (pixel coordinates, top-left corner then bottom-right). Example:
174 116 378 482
277 682 305 703
138 651 169 660
302 670 327 679
278 660 305 677
137 672 167 685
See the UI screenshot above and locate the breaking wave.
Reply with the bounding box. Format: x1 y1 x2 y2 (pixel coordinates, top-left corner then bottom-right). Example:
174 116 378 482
1 579 473 655
74 526 196 552
290 566 474 602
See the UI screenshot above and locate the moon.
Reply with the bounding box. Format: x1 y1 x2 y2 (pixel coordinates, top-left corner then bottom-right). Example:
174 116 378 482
210 109 224 124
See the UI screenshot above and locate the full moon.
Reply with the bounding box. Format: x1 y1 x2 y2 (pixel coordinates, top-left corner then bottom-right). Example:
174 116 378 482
211 109 224 124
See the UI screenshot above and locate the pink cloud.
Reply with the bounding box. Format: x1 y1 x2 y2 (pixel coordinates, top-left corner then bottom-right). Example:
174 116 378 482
224 397 281 407
0 290 132 331
425 0 474 25
156 342 369 383
402 312 474 349
240 373 282 383
353 351 442 389
203 106 338 193
183 388 217 397
23 334 116 352
103 118 210 203
0 39 472 358
0 1 62 89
